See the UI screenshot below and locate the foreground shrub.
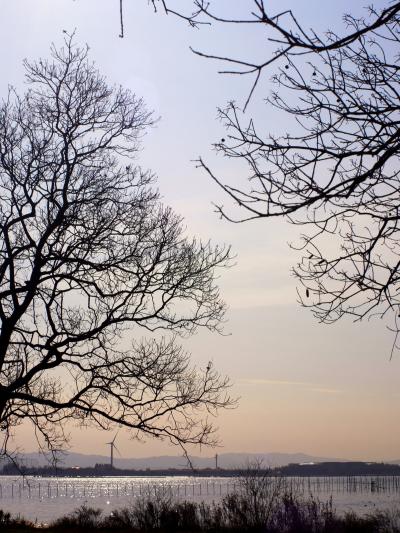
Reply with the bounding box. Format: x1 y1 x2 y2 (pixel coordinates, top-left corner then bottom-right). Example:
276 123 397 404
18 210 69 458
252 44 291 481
272 493 337 533
221 468 292 531
376 507 400 532
51 504 103 529
0 508 34 529
0 509 12 526
104 488 203 531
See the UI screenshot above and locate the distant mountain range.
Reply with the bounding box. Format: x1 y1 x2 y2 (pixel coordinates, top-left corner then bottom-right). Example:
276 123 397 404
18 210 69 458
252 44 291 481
9 451 355 470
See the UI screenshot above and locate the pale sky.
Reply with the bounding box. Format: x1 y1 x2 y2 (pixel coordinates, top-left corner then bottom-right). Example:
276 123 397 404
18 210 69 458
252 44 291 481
2 0 399 462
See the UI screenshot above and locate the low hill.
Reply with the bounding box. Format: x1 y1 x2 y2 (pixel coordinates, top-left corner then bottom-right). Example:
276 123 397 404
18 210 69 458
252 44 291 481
11 451 349 470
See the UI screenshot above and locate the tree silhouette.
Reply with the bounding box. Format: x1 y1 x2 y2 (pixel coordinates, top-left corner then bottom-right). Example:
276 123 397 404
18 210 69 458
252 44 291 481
0 36 233 455
147 1 400 108
145 1 400 341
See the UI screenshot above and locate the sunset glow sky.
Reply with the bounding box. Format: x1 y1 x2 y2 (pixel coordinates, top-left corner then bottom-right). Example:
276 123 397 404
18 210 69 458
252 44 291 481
2 0 399 462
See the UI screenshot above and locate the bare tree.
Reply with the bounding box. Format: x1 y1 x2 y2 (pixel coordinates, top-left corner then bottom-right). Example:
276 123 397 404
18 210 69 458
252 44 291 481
103 2 400 341
0 36 234 455
147 1 400 107
197 6 400 344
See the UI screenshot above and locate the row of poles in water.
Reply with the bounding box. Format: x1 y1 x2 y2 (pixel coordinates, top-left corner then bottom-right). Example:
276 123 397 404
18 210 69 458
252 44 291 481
1 476 400 500
0 480 228 499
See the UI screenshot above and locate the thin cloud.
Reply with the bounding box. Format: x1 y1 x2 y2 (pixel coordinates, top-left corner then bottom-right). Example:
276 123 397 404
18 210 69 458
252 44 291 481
238 378 343 394
310 387 343 395
239 378 311 387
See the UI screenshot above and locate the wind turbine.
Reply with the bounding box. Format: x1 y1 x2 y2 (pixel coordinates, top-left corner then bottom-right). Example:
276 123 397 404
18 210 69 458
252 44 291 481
106 433 120 469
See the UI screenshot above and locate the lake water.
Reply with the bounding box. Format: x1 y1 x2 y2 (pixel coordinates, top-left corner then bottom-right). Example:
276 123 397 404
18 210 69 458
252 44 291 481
1 475 400 525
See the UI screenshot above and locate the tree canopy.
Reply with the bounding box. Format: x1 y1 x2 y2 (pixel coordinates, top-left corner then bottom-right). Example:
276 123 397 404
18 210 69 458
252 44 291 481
0 36 233 455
